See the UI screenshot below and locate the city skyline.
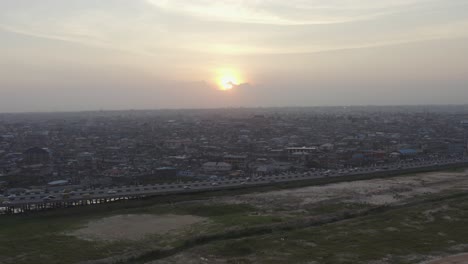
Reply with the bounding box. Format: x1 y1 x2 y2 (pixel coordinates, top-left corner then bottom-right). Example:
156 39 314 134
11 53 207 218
1 0 468 112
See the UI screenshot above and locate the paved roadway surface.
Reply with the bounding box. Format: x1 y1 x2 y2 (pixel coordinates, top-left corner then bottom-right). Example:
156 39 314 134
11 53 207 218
1 158 467 208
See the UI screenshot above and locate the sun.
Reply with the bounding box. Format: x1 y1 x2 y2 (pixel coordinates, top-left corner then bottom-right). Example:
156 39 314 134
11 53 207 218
216 69 242 91
220 75 238 90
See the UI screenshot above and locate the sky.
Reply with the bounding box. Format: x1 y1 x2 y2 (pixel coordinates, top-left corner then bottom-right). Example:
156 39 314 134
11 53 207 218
1 0 468 112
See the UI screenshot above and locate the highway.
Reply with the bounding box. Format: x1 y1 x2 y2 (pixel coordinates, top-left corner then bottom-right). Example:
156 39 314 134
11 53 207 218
1 157 468 212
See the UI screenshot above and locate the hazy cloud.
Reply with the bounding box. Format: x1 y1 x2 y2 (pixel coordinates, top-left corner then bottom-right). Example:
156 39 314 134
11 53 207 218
0 0 468 112
146 0 434 25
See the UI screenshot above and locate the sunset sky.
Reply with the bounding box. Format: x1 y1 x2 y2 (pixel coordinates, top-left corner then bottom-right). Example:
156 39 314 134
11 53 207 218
1 0 468 112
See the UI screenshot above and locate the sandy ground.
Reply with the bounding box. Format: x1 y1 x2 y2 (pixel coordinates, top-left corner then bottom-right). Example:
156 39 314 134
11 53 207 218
70 214 206 241
425 253 468 264
145 170 468 264
222 170 468 211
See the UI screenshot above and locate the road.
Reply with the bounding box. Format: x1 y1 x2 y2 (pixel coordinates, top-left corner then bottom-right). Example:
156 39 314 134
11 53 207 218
1 157 468 211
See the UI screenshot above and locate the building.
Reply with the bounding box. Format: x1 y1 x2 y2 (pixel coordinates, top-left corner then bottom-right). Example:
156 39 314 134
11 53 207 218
285 147 318 155
397 149 419 156
163 139 192 149
447 143 465 155
155 167 177 177
389 149 420 159
77 152 96 169
319 143 334 151
23 147 51 165
202 162 232 172
223 155 248 168
47 179 69 187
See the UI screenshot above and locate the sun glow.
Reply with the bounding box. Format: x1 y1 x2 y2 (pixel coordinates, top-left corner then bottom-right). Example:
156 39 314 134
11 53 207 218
216 69 243 91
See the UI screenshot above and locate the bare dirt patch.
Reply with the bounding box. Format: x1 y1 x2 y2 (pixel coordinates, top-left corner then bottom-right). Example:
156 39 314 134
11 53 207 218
70 214 206 241
223 170 468 212
425 253 468 264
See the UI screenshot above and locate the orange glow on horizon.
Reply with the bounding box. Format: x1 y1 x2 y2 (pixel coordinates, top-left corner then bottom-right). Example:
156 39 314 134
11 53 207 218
216 68 243 91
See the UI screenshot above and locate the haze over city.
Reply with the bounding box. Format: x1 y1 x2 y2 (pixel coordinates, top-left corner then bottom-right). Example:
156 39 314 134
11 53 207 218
1 0 468 112
5 2 468 263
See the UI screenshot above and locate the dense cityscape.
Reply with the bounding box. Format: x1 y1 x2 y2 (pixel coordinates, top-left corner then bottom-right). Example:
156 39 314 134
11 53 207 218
1 105 468 194
3 0 468 263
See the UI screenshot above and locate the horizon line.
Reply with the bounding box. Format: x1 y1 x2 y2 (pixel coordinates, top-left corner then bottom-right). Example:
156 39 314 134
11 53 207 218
2 103 468 115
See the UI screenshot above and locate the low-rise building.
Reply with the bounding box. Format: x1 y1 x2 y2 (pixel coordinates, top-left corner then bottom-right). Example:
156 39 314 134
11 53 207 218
202 162 232 172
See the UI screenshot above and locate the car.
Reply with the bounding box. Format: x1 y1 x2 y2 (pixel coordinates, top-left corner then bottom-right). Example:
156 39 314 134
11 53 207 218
183 185 191 189
211 182 218 186
107 190 117 194
7 194 16 200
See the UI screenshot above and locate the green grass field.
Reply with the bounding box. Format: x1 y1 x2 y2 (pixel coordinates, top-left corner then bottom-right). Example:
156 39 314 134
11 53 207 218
2 168 468 264
200 194 468 264
0 198 278 264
